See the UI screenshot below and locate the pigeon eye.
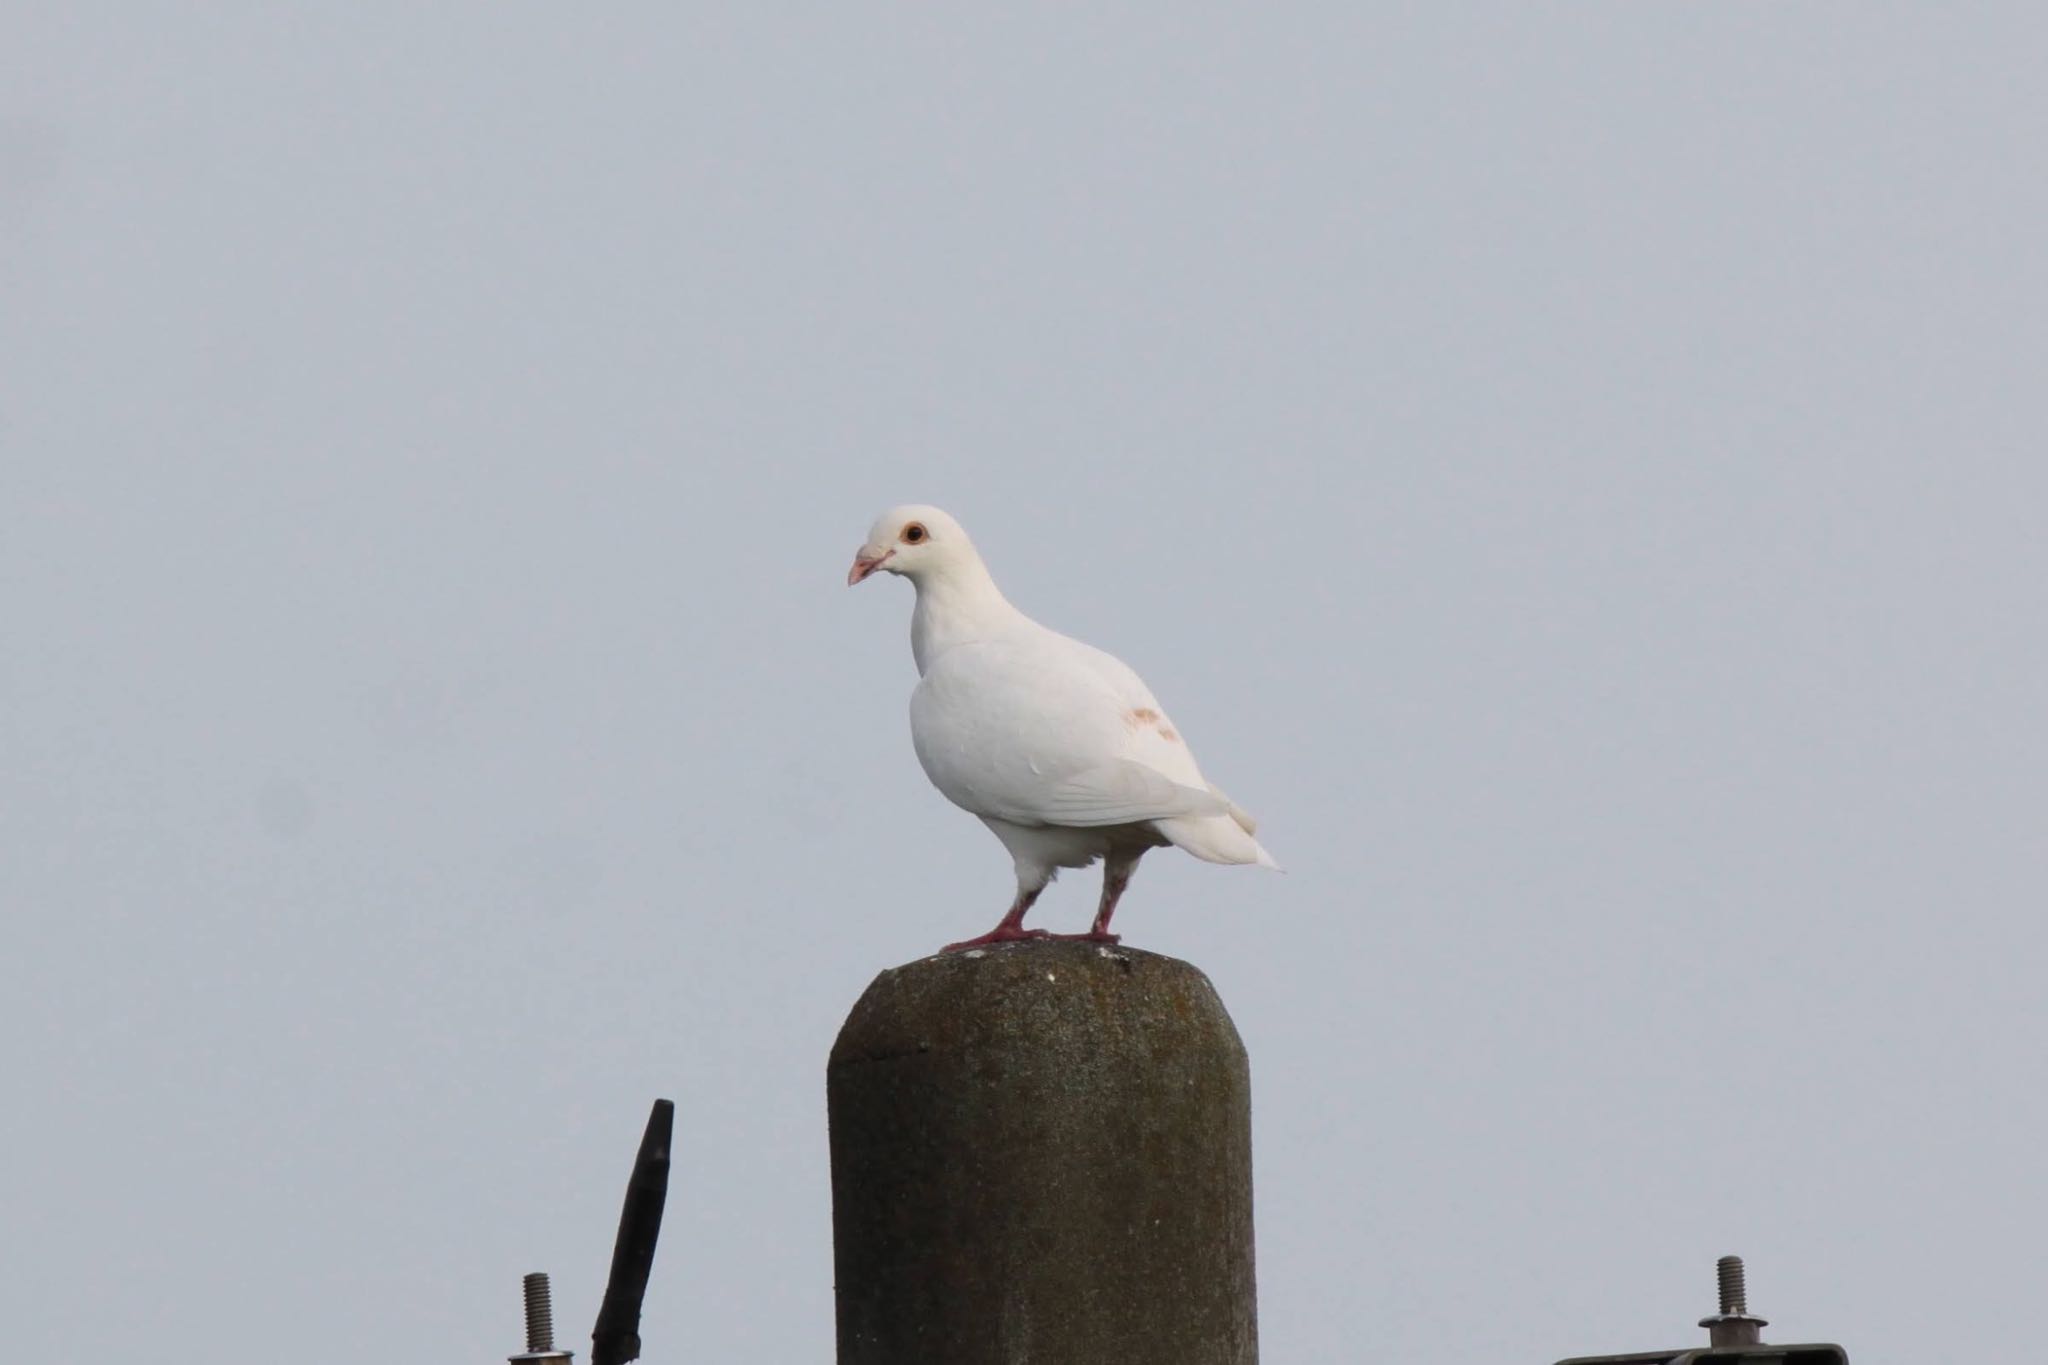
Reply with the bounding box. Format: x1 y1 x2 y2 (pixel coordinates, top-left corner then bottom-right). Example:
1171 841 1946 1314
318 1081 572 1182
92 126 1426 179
902 523 928 544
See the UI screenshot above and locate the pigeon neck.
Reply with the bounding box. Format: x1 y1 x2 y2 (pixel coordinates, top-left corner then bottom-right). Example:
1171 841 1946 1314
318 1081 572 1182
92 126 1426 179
910 558 1018 675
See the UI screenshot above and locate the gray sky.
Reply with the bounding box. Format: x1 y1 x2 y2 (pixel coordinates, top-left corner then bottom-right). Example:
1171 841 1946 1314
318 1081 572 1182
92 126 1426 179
4 7 2043 1362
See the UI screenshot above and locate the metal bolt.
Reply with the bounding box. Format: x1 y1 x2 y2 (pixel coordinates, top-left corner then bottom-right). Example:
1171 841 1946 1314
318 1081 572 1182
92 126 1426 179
1717 1256 1748 1316
524 1273 556 1350
510 1271 574 1364
1698 1254 1768 1349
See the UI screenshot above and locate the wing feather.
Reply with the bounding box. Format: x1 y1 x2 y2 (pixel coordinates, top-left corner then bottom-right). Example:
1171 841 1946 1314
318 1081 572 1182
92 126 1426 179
1028 759 1229 827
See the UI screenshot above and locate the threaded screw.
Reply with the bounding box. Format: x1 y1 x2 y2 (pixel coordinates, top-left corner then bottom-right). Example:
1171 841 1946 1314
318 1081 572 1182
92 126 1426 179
1716 1255 1748 1315
523 1272 556 1352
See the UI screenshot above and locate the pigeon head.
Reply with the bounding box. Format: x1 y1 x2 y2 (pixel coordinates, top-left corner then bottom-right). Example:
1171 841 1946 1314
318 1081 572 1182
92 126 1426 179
847 505 974 586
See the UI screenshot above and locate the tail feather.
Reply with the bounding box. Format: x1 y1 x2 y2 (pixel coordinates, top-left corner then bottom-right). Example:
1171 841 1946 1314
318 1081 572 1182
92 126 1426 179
1154 812 1282 870
1207 782 1259 837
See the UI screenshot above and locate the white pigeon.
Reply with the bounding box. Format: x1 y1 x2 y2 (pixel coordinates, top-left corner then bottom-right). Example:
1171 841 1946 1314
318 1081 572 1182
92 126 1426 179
848 504 1277 951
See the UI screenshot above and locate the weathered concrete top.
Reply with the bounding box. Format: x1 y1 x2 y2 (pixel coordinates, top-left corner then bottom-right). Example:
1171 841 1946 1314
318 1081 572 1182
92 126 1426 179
831 938 1247 1076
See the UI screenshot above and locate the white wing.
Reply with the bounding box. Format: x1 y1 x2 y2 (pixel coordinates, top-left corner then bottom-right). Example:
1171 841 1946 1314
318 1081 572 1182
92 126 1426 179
1034 760 1230 827
881 543 1278 865
910 623 1252 833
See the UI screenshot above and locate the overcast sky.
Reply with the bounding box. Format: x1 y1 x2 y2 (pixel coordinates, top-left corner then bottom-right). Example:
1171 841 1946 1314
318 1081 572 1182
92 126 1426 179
4 7 2044 1363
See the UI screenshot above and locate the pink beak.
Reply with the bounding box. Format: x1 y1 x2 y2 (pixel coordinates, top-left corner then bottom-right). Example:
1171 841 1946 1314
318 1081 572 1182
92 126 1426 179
847 549 892 586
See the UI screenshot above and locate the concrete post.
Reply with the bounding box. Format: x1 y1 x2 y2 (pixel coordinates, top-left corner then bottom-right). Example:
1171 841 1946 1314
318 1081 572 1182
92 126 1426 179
827 940 1257 1365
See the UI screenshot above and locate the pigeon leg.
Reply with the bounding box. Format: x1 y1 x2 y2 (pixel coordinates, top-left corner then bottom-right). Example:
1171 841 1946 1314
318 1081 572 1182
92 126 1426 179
941 886 1050 953
1051 852 1138 944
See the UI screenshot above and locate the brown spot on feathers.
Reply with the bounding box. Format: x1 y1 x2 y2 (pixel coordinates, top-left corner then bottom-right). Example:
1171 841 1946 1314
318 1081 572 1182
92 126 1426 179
1124 708 1180 742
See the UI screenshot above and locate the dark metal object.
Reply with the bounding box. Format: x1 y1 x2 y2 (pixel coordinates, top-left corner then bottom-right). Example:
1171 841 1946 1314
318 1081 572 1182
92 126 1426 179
1718 1257 1747 1312
591 1099 676 1365
1699 1255 1768 1349
509 1271 573 1364
1555 1350 1846 1365
524 1273 556 1350
829 941 1258 1364
1554 1253 1847 1365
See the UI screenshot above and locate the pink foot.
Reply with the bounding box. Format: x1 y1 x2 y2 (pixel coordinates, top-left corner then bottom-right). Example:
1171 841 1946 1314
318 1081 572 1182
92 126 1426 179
940 926 1051 954
1047 930 1122 945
